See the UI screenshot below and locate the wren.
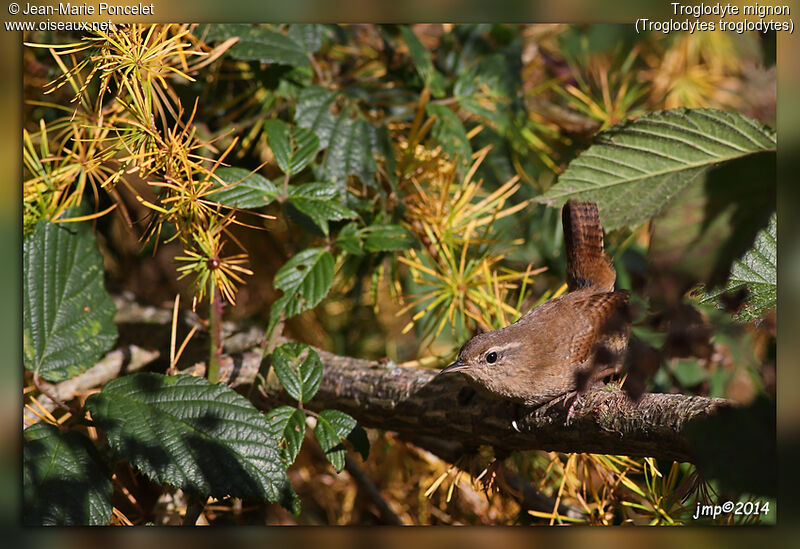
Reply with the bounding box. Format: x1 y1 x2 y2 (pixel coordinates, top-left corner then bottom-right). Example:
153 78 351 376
439 200 630 407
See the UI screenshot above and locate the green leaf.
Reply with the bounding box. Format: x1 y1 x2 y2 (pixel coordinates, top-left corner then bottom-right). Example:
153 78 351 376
210 167 279 209
698 213 776 322
399 26 447 97
313 410 360 472
265 406 307 463
85 373 298 510
264 119 319 176
23 220 117 382
426 103 471 170
362 224 415 252
288 24 323 53
294 86 340 149
229 28 309 67
537 108 776 230
271 342 323 403
268 248 335 335
198 24 253 42
671 360 707 387
335 222 364 256
24 423 112 525
318 117 377 191
454 54 514 130
286 183 358 236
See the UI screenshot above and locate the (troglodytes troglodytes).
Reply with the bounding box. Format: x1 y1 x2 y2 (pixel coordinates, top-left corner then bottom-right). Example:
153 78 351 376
439 200 630 407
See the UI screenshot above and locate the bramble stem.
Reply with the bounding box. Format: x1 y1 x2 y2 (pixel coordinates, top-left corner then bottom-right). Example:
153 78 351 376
207 279 222 384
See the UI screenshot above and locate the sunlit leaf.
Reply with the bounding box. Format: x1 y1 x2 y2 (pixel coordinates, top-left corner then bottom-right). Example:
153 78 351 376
24 220 117 383
211 167 279 208
538 108 776 229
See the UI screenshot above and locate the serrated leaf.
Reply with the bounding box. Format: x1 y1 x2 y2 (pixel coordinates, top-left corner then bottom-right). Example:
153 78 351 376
426 103 471 170
318 117 377 191
267 248 335 335
23 220 117 383
229 28 309 67
210 167 279 208
336 222 365 256
294 86 340 149
400 26 447 98
286 183 358 236
24 423 112 525
271 342 323 403
85 373 298 510
313 410 359 472
698 214 776 322
362 224 415 252
265 406 307 463
537 108 776 230
454 54 514 130
265 120 319 176
288 24 323 53
197 23 253 42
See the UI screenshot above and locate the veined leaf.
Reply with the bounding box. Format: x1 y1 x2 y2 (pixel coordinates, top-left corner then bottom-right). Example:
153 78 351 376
313 409 364 472
426 103 471 170
295 86 340 149
229 28 309 67
538 108 776 230
697 213 776 322
318 117 377 191
454 54 514 130
24 220 117 382
268 248 335 335
264 119 319 176
210 167 279 209
271 342 323 404
400 26 447 97
85 373 298 511
286 183 358 236
24 423 112 525
335 222 364 256
288 24 323 53
265 406 307 463
198 23 253 42
362 224 415 252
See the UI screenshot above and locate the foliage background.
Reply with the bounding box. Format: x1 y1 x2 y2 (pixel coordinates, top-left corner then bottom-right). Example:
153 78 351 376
21 23 776 525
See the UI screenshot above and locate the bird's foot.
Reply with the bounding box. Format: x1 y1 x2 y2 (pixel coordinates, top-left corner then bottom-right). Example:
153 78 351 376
562 390 581 426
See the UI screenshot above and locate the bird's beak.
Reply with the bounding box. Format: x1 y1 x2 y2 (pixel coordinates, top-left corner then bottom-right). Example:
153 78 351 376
439 360 468 375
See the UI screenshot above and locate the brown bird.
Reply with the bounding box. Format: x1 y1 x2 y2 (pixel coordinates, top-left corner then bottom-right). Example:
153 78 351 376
439 200 630 407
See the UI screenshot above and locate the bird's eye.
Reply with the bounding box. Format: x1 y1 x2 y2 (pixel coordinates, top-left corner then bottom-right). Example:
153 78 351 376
486 351 498 364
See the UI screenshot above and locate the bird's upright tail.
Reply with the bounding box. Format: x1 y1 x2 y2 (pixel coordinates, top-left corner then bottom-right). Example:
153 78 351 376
562 200 616 293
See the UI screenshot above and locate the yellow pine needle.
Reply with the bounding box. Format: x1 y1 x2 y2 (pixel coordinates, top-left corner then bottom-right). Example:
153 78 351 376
25 395 59 425
55 203 118 223
528 510 584 523
424 470 450 499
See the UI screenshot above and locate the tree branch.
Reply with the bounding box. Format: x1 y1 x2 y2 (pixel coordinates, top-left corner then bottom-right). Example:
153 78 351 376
38 295 731 463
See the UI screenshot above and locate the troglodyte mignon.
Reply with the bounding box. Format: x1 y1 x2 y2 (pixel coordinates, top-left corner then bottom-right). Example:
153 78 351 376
439 200 630 407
